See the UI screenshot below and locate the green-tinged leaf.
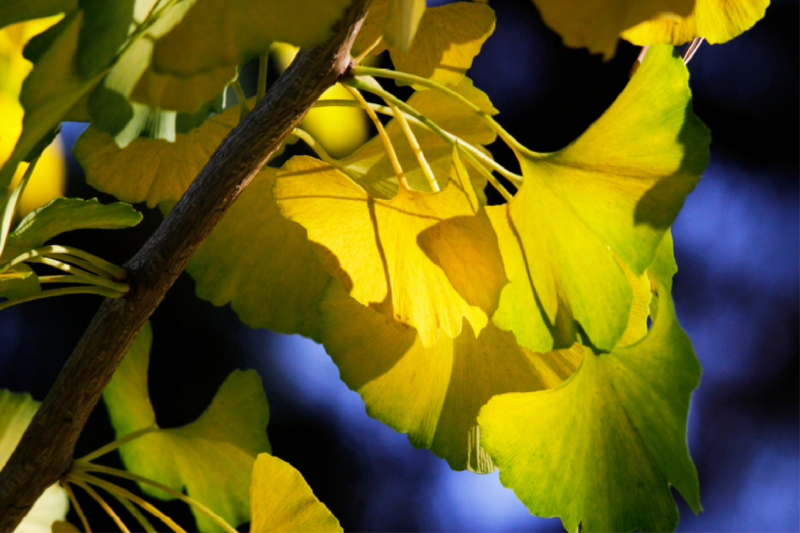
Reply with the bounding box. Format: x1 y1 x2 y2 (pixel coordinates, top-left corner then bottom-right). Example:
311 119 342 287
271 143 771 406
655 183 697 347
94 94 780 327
0 0 76 30
531 0 693 58
78 0 135 78
0 390 70 533
250 454 343 533
187 167 331 341
0 264 40 300
384 0 426 53
1 197 141 260
478 280 702 533
355 0 495 86
73 99 241 207
647 230 677 323
103 322 271 532
0 11 103 191
129 63 235 114
622 0 769 45
276 156 506 348
152 0 351 76
21 16 70 64
340 77 497 198
320 280 580 473
491 44 708 353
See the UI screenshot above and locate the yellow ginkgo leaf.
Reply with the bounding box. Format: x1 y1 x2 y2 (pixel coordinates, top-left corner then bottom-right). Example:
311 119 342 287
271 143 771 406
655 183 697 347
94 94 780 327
383 0 426 53
355 0 495 86
531 0 694 58
275 155 506 348
622 0 769 45
250 454 342 533
319 280 581 473
491 44 708 353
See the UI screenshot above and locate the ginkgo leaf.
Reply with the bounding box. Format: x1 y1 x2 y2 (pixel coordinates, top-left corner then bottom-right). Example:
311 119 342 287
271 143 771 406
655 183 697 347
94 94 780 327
250 453 343 533
103 322 271 533
275 155 506 347
320 280 581 473
340 77 497 198
0 264 39 301
0 11 102 191
77 0 135 78
187 167 331 341
73 98 242 207
622 0 769 46
0 197 142 260
151 0 351 77
383 0 426 53
0 0 75 30
530 0 694 59
0 390 70 533
492 44 708 353
354 0 495 86
478 271 702 533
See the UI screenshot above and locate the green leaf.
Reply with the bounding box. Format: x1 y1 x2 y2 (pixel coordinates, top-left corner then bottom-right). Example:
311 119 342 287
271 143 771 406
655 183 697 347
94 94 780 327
187 166 332 341
478 269 702 533
622 0 769 46
151 0 351 76
0 11 103 191
250 453 343 533
103 322 271 533
491 44 709 353
0 264 40 301
0 390 70 533
340 77 497 199
355 0 495 86
0 0 76 30
320 280 580 473
275 156 506 348
530 0 694 58
1 197 141 261
77 0 135 78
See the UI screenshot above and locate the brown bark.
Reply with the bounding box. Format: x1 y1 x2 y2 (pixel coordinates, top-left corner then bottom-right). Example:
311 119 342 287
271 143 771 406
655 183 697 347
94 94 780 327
0 1 369 528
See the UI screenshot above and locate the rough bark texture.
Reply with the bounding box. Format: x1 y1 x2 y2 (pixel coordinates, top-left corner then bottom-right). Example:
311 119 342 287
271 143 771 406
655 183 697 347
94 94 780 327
0 1 369 528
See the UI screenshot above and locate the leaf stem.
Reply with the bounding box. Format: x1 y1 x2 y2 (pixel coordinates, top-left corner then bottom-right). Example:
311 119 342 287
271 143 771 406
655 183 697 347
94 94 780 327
76 425 159 463
0 245 127 280
353 36 383 65
75 463 238 533
351 66 527 154
0 156 39 261
71 479 131 533
63 482 92 533
31 256 130 293
107 490 157 533
386 100 439 191
345 84 409 188
292 128 343 170
39 275 88 284
257 54 269 101
0 286 125 312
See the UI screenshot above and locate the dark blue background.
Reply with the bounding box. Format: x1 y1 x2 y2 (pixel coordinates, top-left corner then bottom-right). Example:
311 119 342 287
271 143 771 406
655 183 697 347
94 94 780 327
1 0 797 531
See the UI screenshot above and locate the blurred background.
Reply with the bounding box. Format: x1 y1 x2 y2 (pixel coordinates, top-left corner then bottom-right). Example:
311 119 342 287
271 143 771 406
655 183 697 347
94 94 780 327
1 0 797 531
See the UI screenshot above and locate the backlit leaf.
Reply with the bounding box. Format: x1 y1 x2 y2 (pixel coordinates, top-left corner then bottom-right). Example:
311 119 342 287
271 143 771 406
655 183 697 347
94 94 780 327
530 0 693 58
319 280 580 473
383 0 425 53
478 267 702 533
187 167 331 341
622 0 769 45
0 197 141 260
275 155 506 347
355 0 495 86
0 0 75 30
152 0 351 76
0 390 70 533
103 322 271 532
250 453 342 533
491 44 708 353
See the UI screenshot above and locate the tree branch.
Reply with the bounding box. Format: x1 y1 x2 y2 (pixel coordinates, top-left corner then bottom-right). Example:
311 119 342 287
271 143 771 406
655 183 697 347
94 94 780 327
0 1 369 528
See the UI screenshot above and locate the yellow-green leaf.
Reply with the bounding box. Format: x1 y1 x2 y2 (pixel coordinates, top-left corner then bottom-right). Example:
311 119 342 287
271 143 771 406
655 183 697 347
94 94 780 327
478 275 702 533
103 322 271 533
531 0 693 58
0 264 39 300
340 77 497 199
187 167 331 341
152 0 351 76
320 280 581 473
0 390 69 533
276 155 506 347
73 99 240 207
250 453 342 533
383 0 426 53
492 44 708 353
355 0 495 86
622 0 769 45
0 0 75 30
